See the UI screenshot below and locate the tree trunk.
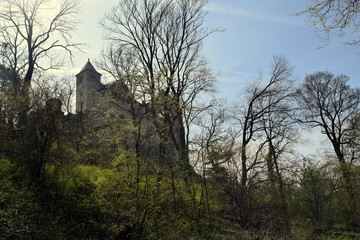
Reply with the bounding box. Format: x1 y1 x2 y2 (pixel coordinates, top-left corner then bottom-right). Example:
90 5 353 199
239 145 250 226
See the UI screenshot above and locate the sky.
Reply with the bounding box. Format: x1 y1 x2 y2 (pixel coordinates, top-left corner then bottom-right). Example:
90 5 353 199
68 0 359 100
203 0 360 98
62 0 360 156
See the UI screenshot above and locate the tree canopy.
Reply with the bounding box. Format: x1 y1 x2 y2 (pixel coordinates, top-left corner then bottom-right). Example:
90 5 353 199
299 0 360 45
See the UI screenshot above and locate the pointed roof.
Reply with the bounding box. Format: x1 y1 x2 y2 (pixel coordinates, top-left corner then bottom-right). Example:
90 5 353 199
76 59 101 76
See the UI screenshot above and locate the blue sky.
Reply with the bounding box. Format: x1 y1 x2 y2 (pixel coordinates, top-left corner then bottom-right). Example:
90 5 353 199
71 0 359 101
202 0 359 99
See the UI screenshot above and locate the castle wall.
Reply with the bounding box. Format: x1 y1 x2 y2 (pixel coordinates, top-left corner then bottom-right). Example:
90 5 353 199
76 61 103 112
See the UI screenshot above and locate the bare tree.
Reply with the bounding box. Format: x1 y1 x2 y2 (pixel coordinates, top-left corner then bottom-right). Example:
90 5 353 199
100 0 216 169
192 103 234 226
257 64 297 234
30 73 75 114
231 56 295 226
0 0 80 97
296 71 360 227
297 0 360 45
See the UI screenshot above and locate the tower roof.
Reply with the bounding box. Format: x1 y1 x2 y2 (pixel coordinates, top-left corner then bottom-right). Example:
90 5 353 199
76 59 101 76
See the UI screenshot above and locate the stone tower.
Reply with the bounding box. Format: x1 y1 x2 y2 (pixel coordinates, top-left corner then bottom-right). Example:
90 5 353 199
76 60 103 113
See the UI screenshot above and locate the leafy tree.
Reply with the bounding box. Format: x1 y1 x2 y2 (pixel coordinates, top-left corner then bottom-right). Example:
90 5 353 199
296 71 360 227
298 159 337 232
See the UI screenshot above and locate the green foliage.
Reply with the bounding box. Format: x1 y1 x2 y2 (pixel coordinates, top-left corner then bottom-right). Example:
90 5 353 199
1 104 359 240
0 151 229 239
1 130 360 239
308 230 360 240
89 153 227 239
0 159 66 239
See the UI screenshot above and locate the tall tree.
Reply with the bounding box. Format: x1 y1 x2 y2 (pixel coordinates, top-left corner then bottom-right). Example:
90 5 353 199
257 59 296 234
0 0 80 124
232 56 295 226
101 0 215 168
296 71 360 227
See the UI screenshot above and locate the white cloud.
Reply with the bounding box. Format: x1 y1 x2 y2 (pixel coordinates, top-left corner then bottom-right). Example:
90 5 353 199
226 70 257 77
83 49 102 55
205 2 303 26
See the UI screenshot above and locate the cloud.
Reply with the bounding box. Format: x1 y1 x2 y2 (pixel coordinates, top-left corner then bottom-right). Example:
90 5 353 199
217 72 257 84
205 2 303 26
82 49 102 55
226 70 258 77
48 68 81 75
